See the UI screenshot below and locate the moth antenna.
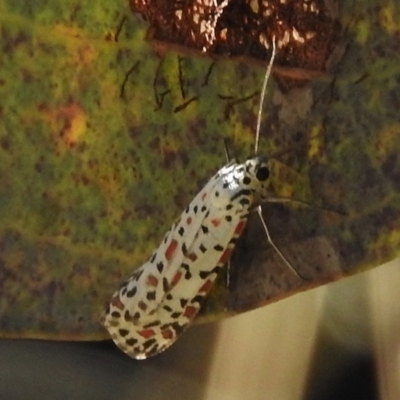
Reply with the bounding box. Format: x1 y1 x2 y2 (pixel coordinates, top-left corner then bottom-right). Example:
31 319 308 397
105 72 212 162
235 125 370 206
256 206 303 279
223 138 231 162
265 196 346 216
255 36 277 155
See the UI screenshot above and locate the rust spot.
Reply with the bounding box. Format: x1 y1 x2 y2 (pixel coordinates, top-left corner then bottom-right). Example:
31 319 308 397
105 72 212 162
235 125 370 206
110 295 125 311
147 274 159 287
234 219 247 236
187 252 198 262
184 305 198 318
218 247 232 265
138 328 156 338
165 239 178 260
199 279 213 294
211 218 221 227
171 271 182 287
161 329 174 339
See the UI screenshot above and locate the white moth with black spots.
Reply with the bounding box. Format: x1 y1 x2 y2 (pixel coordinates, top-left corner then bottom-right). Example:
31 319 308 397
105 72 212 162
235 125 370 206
101 38 295 359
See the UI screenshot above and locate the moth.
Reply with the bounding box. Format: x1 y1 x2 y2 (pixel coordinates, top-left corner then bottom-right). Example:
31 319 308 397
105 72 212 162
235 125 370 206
102 39 298 359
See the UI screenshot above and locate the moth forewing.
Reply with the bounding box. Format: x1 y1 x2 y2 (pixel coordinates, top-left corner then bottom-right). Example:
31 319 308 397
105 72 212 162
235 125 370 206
102 157 272 359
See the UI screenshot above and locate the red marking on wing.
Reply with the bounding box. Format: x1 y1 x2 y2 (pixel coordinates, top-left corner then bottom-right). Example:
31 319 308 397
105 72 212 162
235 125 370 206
172 271 182 287
138 301 148 311
218 247 232 265
147 274 159 287
165 239 178 260
138 328 156 338
187 252 197 262
234 219 247 236
184 305 197 318
199 279 213 293
186 216 192 224
110 295 125 311
161 329 174 339
211 218 221 227
201 192 207 200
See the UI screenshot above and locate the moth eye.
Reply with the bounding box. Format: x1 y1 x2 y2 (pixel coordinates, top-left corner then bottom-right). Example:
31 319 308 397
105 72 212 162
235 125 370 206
256 166 269 181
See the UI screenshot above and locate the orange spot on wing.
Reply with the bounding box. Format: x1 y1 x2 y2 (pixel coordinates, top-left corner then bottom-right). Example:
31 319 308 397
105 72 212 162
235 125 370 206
110 295 125 311
234 219 247 236
201 192 207 200
147 274 159 287
186 216 192 224
184 305 198 318
211 218 221 227
165 239 178 260
187 252 197 262
138 329 156 338
172 271 182 287
161 329 174 339
199 279 213 293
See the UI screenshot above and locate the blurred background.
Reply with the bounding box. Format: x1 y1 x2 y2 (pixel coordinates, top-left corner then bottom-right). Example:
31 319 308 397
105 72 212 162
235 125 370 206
0 258 398 400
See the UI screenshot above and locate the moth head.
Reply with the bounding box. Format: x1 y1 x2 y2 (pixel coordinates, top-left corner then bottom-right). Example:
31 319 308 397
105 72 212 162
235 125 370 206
241 156 272 201
244 156 270 182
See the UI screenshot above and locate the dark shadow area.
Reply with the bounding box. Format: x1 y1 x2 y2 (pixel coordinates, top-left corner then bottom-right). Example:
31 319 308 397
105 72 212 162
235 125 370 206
0 323 218 400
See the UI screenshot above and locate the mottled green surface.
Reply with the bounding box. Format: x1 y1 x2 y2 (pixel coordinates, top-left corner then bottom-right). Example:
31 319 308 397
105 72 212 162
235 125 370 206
0 1 400 339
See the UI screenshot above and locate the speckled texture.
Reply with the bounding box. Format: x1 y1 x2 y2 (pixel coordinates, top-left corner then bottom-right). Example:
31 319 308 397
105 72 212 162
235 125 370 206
1 0 400 340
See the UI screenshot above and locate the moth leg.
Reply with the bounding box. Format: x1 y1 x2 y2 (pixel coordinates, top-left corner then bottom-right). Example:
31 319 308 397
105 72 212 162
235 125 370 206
256 205 303 279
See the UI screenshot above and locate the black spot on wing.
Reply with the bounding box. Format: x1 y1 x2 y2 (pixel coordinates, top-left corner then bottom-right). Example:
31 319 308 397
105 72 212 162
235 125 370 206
163 278 169 292
118 329 129 337
126 287 137 298
180 298 188 308
143 338 157 350
124 310 132 321
157 262 164 273
170 322 185 335
133 311 140 320
199 270 214 279
146 291 156 301
182 243 188 255
126 338 138 346
145 344 160 357
143 321 161 328
182 263 192 279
